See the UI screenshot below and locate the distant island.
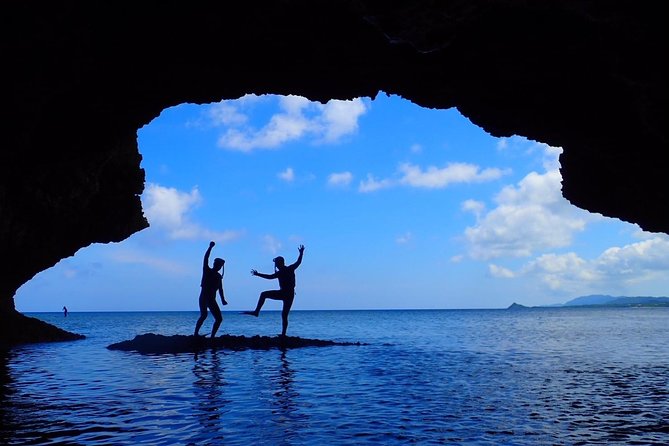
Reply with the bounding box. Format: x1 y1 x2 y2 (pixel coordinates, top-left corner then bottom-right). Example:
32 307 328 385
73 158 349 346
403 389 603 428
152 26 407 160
508 295 669 310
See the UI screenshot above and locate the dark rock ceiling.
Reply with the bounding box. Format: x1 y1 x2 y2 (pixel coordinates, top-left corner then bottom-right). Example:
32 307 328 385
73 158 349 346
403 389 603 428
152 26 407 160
1 1 667 320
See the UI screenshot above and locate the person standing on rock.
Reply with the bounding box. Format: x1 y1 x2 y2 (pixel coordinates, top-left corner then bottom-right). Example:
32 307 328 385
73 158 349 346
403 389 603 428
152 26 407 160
194 241 227 338
243 245 305 337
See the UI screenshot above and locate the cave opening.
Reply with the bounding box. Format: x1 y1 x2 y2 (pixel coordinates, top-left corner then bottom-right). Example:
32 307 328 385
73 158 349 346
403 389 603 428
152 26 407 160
14 94 669 315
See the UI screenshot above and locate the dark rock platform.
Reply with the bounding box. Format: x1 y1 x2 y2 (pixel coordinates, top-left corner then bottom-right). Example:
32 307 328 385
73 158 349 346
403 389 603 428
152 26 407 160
107 333 363 354
1 311 85 349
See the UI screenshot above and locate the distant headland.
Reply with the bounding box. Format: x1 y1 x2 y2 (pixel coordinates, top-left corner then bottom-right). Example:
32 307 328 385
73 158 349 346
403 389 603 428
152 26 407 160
508 295 669 310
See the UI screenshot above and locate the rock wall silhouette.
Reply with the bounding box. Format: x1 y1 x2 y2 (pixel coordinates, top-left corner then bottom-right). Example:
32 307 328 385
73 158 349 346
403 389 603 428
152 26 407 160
1 1 666 343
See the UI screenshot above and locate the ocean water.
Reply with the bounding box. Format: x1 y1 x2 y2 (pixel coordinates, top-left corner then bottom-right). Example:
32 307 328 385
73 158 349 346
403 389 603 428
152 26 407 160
1 308 668 445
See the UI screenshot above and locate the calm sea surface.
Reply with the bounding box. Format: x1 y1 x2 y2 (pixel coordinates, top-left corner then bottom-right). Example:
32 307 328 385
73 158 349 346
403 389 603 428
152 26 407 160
1 308 668 445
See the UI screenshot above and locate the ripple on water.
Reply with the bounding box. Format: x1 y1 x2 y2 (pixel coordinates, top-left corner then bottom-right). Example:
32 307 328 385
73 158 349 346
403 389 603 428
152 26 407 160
1 309 669 445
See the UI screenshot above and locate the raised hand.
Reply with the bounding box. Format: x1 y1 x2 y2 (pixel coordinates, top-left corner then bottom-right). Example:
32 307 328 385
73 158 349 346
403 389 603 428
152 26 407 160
251 269 258 276
209 241 215 248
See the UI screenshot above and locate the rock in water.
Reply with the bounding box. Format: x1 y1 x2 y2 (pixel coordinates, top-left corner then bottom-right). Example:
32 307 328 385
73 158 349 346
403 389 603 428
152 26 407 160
107 333 362 354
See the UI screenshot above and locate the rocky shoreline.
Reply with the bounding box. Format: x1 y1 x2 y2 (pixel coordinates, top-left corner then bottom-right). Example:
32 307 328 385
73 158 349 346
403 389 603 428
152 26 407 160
0 311 85 349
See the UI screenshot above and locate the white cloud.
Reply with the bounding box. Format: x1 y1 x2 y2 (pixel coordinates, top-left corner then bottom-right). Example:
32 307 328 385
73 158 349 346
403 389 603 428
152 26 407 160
399 162 509 189
520 252 595 291
496 138 509 150
359 174 393 193
209 102 248 127
410 144 423 154
262 234 282 255
143 183 202 230
279 95 311 115
318 98 368 143
462 199 486 221
489 236 669 293
359 162 508 193
278 167 295 182
218 113 309 150
142 183 244 242
463 145 593 260
214 95 369 152
328 171 353 187
596 237 669 280
489 264 515 278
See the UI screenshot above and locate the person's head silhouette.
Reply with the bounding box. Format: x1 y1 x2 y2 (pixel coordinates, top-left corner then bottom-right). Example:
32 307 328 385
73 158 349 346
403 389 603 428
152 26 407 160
273 256 285 270
213 258 225 272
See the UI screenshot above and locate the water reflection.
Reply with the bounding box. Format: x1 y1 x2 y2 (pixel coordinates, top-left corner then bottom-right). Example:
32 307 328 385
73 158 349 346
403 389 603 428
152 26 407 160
192 350 230 443
2 309 667 444
0 350 14 445
269 350 309 444
273 351 298 415
190 349 309 444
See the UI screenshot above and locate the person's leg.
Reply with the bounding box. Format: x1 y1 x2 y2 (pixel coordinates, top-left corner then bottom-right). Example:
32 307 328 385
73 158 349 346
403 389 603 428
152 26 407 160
281 294 294 336
194 295 208 336
209 301 223 337
244 290 283 316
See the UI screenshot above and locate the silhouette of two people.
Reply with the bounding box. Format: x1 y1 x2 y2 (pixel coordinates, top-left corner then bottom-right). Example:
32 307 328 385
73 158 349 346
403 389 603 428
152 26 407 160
194 241 228 337
244 244 305 337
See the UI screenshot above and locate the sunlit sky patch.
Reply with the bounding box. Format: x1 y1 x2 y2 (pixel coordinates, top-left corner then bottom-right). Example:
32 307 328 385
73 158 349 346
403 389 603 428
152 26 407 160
16 93 669 311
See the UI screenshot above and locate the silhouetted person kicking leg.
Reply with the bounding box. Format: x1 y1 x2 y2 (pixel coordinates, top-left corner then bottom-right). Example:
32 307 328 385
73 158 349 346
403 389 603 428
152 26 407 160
244 245 305 336
194 241 228 337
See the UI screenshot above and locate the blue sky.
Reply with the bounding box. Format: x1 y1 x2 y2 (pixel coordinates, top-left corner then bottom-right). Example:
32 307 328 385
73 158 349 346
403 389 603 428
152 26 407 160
16 93 669 312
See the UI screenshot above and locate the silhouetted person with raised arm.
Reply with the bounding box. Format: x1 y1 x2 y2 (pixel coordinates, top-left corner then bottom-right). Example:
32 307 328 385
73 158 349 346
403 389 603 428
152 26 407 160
244 245 305 337
194 241 228 338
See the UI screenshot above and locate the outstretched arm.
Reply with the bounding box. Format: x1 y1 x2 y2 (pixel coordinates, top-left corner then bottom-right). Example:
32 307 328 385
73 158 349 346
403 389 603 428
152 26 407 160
290 245 305 269
203 241 215 269
251 269 276 280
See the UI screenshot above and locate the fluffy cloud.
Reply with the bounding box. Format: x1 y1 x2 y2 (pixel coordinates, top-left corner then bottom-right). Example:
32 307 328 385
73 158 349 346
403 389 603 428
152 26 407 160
142 183 243 242
208 102 248 127
489 236 669 293
399 162 509 188
359 162 508 193
319 98 368 143
214 95 368 151
595 237 669 281
467 139 669 294
359 174 394 193
461 199 485 221
328 171 353 187
143 183 202 230
463 145 592 260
